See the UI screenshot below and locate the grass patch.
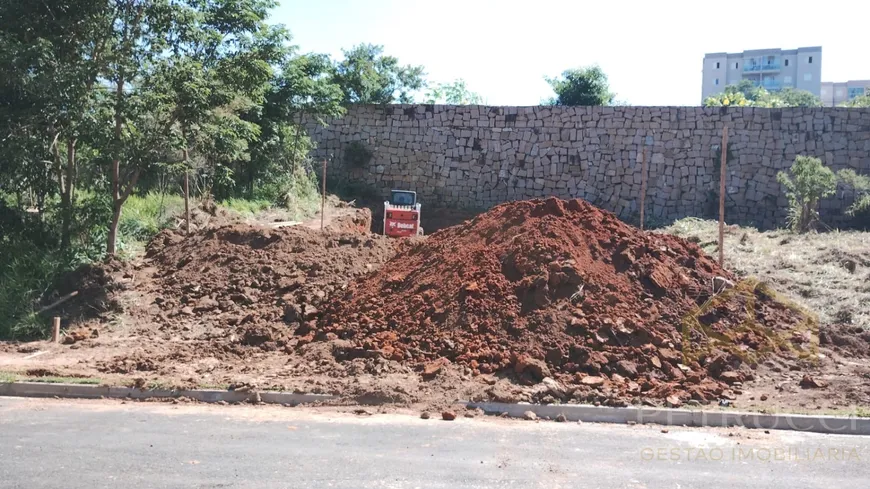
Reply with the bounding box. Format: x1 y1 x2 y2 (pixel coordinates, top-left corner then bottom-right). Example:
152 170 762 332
854 407 870 418
220 197 273 216
661 219 870 329
26 376 102 385
0 370 102 385
121 192 185 242
0 371 18 383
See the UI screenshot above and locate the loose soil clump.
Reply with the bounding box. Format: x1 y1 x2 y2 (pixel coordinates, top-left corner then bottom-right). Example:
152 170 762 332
316 198 815 405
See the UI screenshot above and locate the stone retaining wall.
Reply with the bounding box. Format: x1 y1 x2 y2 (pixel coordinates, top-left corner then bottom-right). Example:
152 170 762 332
304 105 870 228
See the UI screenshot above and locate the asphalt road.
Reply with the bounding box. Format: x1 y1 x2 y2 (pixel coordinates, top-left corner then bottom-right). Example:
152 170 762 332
0 397 868 489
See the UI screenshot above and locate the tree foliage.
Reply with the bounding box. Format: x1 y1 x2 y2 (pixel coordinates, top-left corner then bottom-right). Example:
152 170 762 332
0 0 351 257
776 156 837 233
840 94 870 108
705 80 822 108
0 0 357 338
837 169 870 219
544 66 615 106
331 44 425 104
425 79 483 105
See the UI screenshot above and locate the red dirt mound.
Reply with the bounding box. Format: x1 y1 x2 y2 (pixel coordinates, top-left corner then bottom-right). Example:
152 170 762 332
134 223 396 353
316 198 814 405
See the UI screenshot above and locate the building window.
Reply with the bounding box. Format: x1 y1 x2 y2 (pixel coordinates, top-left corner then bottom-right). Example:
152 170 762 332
808 56 813 63
784 76 792 83
785 59 789 67
848 87 866 99
735 62 739 69
714 78 719 86
804 73 812 81
716 62 720 69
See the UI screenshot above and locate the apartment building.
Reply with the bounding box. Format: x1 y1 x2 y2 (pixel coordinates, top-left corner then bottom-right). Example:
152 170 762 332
821 80 870 106
701 47 822 102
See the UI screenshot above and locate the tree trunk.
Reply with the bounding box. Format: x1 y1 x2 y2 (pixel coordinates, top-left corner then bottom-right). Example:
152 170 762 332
107 158 121 256
107 70 125 256
107 201 122 256
183 147 190 235
60 139 77 250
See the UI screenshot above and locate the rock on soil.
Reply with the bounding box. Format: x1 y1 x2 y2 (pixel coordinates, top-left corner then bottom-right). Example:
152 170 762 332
316 197 814 405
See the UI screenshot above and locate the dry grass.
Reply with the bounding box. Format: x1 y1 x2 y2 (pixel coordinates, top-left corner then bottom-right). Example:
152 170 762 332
662 218 870 329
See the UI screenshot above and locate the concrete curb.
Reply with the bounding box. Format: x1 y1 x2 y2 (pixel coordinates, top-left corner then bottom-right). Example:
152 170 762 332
0 382 335 405
467 401 870 436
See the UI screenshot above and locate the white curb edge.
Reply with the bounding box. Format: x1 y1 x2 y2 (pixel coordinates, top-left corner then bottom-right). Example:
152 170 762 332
4 382 867 435
467 401 870 436
0 382 335 405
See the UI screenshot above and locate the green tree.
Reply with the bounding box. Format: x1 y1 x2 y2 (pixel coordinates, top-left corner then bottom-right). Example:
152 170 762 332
244 51 345 199
0 0 114 248
703 90 752 107
93 0 292 255
332 44 425 104
705 81 822 108
840 94 870 107
425 79 483 105
777 156 837 233
544 66 615 106
772 88 823 108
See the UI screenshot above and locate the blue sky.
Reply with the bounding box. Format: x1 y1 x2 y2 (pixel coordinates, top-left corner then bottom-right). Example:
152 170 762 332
274 0 870 106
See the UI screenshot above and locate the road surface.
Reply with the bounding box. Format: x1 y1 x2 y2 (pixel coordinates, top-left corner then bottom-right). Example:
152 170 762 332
0 397 868 488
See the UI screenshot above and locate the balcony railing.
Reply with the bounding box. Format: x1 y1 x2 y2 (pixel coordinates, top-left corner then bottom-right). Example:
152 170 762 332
744 63 780 72
760 80 781 90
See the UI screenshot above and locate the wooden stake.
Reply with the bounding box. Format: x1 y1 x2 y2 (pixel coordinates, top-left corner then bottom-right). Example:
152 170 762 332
639 146 648 230
719 126 728 268
321 159 327 232
183 170 191 235
51 317 60 343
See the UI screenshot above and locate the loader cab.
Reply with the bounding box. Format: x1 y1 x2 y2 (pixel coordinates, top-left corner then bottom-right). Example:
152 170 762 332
390 190 417 207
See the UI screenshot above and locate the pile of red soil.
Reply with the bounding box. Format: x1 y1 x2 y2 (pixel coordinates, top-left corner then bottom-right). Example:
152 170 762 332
135 223 396 352
316 198 814 405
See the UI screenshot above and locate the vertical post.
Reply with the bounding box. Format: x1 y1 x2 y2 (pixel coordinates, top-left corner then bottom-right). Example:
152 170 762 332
639 146 648 231
321 159 327 232
719 126 728 268
51 317 60 343
183 170 190 235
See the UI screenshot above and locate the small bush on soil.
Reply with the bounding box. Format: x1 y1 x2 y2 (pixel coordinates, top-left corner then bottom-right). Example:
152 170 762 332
837 169 870 228
251 164 323 220
121 193 185 242
777 156 837 233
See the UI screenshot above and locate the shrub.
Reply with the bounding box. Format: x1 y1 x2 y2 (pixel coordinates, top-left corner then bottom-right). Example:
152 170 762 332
837 169 870 228
120 192 185 242
0 240 74 339
277 167 322 220
776 156 837 233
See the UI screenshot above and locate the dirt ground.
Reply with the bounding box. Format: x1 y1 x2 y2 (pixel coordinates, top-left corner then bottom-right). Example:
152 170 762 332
0 201 869 416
